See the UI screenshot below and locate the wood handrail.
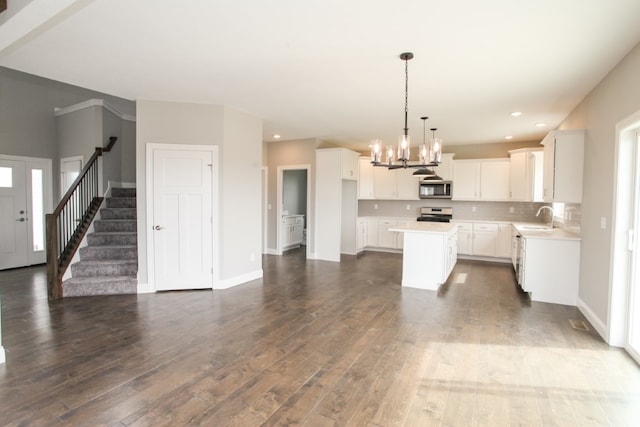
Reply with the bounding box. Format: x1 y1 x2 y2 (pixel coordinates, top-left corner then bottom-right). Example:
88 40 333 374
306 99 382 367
46 136 118 299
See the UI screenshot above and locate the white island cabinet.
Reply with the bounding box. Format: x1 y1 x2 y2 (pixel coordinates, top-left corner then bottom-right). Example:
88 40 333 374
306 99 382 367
389 222 457 291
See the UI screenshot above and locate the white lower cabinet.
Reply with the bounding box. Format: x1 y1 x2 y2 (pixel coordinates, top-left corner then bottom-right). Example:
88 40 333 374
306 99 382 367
281 215 304 250
453 221 511 259
520 236 580 305
496 223 512 258
377 219 397 248
455 222 473 255
357 218 367 251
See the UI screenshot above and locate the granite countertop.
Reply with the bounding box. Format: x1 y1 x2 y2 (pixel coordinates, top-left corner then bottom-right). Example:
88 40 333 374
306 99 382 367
512 222 581 241
388 221 457 234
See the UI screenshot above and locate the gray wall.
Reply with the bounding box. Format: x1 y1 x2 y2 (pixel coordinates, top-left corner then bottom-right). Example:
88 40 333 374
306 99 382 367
559 41 640 332
0 67 136 197
136 100 262 287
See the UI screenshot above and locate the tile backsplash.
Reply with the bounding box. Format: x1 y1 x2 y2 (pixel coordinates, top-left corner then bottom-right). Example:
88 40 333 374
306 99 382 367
358 199 564 224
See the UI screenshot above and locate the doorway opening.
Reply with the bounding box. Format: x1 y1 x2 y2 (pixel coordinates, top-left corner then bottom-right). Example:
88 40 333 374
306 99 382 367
277 165 310 257
611 111 640 364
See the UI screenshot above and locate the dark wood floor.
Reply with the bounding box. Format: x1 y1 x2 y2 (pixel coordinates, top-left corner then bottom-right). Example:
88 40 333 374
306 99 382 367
1 249 639 426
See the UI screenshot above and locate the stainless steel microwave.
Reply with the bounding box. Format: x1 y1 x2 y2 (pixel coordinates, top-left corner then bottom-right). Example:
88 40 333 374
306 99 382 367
419 181 453 199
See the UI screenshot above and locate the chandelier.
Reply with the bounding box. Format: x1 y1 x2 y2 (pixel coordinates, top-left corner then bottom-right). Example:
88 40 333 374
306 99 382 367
370 52 443 173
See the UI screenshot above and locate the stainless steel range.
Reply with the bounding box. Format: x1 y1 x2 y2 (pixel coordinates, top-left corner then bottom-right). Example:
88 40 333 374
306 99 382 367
416 207 453 223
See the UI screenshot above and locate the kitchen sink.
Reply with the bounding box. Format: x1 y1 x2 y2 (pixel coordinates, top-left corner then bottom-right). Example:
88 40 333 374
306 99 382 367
521 226 552 231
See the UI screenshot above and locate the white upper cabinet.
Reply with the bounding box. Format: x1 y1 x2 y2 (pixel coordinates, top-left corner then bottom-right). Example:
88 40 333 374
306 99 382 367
372 167 420 200
358 157 374 199
452 159 510 201
541 129 585 203
508 148 543 202
435 153 454 181
341 149 360 180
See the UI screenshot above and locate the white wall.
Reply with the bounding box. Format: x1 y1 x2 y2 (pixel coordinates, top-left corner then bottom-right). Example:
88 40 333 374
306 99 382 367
136 100 262 289
559 42 640 338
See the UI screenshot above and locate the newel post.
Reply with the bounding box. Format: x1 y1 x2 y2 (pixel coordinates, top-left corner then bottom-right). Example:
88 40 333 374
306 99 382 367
46 213 62 299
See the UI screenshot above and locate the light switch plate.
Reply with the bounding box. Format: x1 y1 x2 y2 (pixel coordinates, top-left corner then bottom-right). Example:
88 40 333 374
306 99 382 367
600 217 607 229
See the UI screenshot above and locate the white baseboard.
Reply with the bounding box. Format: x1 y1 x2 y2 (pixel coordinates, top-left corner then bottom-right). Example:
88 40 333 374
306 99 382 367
577 296 609 344
109 181 136 189
214 269 263 290
137 281 155 294
0 345 5 364
265 248 279 255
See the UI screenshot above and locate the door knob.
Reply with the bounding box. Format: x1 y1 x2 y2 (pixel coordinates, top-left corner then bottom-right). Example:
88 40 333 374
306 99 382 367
154 225 165 230
16 218 25 222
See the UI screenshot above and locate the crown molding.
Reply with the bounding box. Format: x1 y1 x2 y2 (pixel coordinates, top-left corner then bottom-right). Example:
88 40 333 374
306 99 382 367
54 99 136 122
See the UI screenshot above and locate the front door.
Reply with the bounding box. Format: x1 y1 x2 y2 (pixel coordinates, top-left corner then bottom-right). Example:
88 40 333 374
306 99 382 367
151 146 214 291
0 159 28 269
0 156 52 269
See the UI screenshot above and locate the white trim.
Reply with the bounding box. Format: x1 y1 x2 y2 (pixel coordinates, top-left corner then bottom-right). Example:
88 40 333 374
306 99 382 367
136 282 155 294
54 99 136 122
0 345 5 364
214 269 263 290
145 143 218 293
578 296 608 341
265 248 279 255
262 166 268 254
108 181 136 189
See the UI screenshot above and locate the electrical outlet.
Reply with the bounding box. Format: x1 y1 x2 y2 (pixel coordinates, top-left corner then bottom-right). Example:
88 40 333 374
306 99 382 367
472 206 477 213
509 206 515 213
374 203 378 209
600 217 607 229
406 204 411 210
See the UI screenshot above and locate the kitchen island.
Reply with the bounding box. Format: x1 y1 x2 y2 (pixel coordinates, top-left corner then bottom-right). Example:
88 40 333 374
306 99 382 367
389 222 458 291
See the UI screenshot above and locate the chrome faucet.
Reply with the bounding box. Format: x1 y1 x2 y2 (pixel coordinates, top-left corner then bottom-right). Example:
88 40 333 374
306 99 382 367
536 206 555 228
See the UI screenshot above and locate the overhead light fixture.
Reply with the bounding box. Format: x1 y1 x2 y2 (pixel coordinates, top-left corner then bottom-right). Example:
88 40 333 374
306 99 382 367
535 122 546 127
273 134 281 139
505 135 513 140
511 111 522 117
370 52 442 170
413 117 443 179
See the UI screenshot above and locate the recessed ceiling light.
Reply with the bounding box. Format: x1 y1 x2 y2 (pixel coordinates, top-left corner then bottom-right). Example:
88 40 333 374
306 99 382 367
511 111 522 117
505 135 513 140
535 123 546 127
273 134 281 139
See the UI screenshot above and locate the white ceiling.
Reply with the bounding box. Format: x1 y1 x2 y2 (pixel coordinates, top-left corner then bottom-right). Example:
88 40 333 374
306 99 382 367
2 0 640 151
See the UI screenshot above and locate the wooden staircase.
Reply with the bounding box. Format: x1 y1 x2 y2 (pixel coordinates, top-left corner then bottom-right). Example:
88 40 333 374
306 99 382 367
62 188 138 297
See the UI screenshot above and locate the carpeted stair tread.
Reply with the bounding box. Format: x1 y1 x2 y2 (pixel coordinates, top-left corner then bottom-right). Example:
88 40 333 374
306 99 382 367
94 219 137 232
87 232 137 246
100 208 136 219
71 260 138 277
79 244 137 261
111 188 136 197
63 276 138 297
106 197 136 208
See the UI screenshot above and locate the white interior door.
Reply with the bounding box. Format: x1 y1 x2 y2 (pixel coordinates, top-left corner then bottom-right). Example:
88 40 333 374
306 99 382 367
60 156 83 197
152 147 213 291
0 159 28 269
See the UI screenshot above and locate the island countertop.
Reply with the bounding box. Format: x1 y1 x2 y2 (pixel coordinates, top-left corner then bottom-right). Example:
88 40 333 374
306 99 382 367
388 221 457 234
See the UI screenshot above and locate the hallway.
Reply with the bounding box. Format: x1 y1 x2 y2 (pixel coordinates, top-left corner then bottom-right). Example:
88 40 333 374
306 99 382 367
1 250 639 425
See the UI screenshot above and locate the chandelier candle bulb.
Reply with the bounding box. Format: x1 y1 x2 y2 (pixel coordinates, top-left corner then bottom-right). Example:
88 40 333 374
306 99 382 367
370 140 382 164
386 145 395 165
398 135 410 161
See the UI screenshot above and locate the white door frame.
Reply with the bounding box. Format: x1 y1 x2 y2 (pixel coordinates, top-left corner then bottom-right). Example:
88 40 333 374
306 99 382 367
609 111 640 362
145 143 218 292
262 166 268 254
0 154 53 267
276 165 311 257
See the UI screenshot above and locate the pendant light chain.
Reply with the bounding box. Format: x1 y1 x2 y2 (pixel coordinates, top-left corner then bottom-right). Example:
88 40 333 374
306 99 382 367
404 56 409 136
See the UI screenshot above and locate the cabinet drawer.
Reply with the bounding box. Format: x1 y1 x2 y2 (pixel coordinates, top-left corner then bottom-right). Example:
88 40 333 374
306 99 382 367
474 223 499 232
454 222 473 231
294 217 304 225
